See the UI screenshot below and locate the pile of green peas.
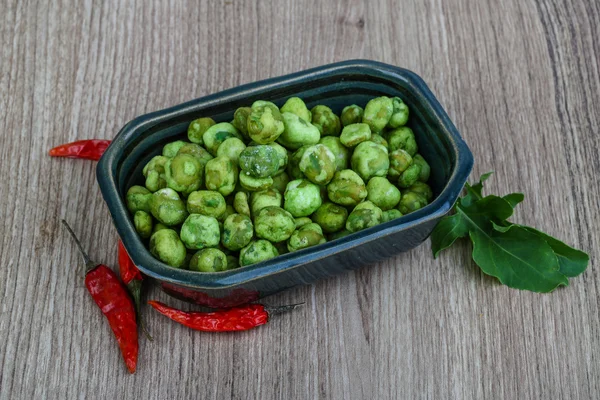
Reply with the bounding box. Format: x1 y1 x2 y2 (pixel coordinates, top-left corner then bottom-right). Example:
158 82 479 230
125 96 433 272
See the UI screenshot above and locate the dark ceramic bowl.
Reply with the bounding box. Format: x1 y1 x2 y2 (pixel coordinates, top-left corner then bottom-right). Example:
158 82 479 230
97 60 473 307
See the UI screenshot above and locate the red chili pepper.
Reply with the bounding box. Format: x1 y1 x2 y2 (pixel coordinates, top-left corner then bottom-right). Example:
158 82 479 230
160 282 259 308
62 220 138 373
49 139 111 161
148 301 303 332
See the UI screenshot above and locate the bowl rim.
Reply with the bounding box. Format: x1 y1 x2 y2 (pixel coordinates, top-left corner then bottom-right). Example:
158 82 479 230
97 59 473 289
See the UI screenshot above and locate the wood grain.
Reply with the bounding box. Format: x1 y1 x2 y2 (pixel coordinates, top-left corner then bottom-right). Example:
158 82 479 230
1 0 598 398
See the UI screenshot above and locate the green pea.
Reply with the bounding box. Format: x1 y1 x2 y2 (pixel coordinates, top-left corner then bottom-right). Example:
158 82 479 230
326 169 368 207
287 223 326 252
346 201 383 232
382 209 403 222
188 117 215 144
388 149 413 180
250 188 282 216
149 229 187 268
239 145 282 178
298 144 336 185
254 206 296 242
283 179 322 217
239 240 279 266
311 105 341 136
294 217 312 229
251 100 278 109
162 140 187 158
287 145 310 180
318 136 349 171
204 156 238 196
408 181 433 202
366 177 401 210
152 223 169 235
340 123 372 148
203 122 241 156
362 96 393 132
370 134 388 149
340 104 364 127
186 190 226 219
149 188 188 226
221 213 254 251
278 112 320 150
232 107 252 138
133 210 153 239
387 127 418 156
350 141 389 181
180 214 220 250
412 154 430 182
217 137 246 164
247 104 285 144
268 142 289 174
271 171 290 194
397 164 421 188
165 154 203 195
176 143 213 167
142 155 169 192
388 97 409 128
189 248 229 272
126 185 152 214
311 202 348 233
280 97 312 122
233 191 251 217
239 172 273 191
398 191 428 214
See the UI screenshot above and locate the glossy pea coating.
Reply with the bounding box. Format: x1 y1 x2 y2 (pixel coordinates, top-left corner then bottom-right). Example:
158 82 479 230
370 134 388 149
340 123 371 147
271 171 290 194
387 127 418 156
217 137 246 164
221 213 254 251
327 169 368 207
408 181 433 202
188 117 215 144
126 185 152 213
149 188 188 226
165 154 203 195
202 123 241 156
311 202 348 233
299 144 336 185
397 164 422 188
294 217 312 229
232 107 252 138
278 112 320 150
204 156 238 196
340 104 364 127
366 177 401 210
239 239 279 266
254 206 296 242
283 179 322 217
250 188 282 216
152 223 169 234
239 145 282 178
388 149 413 180
412 154 430 182
189 248 228 272
382 209 403 222
398 191 428 214
388 97 409 128
318 136 349 172
329 229 352 241
287 223 326 252
346 201 383 232
186 190 226 219
287 146 309 180
180 214 220 250
311 105 341 136
280 97 312 122
149 229 187 268
247 105 285 144
143 155 169 192
350 141 389 181
163 140 187 158
176 143 213 167
134 210 153 238
239 173 273 191
362 96 393 132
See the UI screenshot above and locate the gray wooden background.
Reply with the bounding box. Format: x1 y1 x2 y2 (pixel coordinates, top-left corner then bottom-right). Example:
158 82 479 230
1 0 598 399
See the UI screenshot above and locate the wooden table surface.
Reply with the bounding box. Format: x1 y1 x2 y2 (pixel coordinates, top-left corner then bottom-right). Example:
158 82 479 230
1 0 598 399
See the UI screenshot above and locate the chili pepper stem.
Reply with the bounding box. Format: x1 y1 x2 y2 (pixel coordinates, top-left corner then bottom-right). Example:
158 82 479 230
61 220 97 272
263 302 305 315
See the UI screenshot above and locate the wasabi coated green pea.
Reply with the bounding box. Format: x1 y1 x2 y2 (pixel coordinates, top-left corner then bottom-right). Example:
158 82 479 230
287 145 309 180
250 188 282 216
370 134 388 149
204 156 238 196
186 190 226 219
346 201 383 232
226 255 239 270
165 154 203 195
280 97 312 122
239 173 273 191
387 127 418 156
311 202 348 233
382 209 403 222
149 229 187 268
412 154 430 182
233 192 251 217
311 105 341 136
162 140 187 158
134 210 153 238
143 155 169 192
340 123 371 147
251 100 278 109
217 137 246 163
388 97 409 128
254 206 295 242
287 223 326 252
398 191 428 214
350 141 389 181
299 144 336 185
388 149 413 180
366 177 401 210
268 142 288 174
329 229 352 241
152 223 168 234
221 213 254 251
126 185 152 214
271 171 290 194
189 248 228 272
149 188 188 226
247 105 285 144
362 96 393 132
232 107 252 138
278 112 320 150
283 179 322 217
180 214 220 249
340 104 364 127
294 217 312 229
318 136 349 172
408 181 433 202
239 145 282 178
176 143 213 167
188 117 215 144
239 239 279 266
397 164 421 188
327 169 368 207
203 122 241 156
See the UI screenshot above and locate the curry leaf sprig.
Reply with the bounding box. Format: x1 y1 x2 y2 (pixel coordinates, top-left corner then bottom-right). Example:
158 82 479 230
431 173 589 292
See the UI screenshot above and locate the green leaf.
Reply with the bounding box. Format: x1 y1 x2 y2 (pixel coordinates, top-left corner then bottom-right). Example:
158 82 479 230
522 227 589 278
431 213 468 258
503 193 524 208
461 172 493 207
470 225 568 292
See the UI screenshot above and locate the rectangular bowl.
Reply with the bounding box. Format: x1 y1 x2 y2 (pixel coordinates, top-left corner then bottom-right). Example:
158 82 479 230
97 59 473 307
